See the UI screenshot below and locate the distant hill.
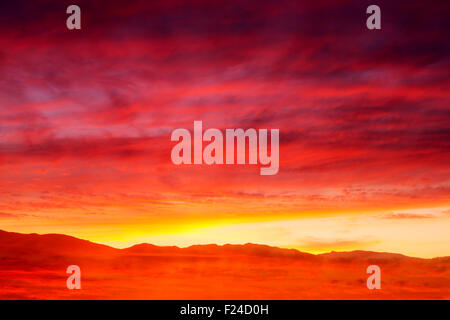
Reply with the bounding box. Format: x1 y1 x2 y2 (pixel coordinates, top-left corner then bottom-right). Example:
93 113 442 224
0 229 117 257
0 229 448 299
0 229 431 260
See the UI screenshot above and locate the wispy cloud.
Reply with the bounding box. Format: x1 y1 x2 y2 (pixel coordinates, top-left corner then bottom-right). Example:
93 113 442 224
0 0 448 256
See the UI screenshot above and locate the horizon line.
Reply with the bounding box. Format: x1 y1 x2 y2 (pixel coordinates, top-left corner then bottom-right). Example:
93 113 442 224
1 228 448 260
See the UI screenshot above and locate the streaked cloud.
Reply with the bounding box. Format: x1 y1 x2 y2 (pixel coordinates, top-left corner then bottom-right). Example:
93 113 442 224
0 0 448 257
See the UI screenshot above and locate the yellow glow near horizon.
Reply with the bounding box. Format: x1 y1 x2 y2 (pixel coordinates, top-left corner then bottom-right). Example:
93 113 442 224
2 205 449 259
87 206 450 258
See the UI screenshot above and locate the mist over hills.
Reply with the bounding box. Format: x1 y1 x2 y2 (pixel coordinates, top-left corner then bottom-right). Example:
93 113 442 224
0 229 449 299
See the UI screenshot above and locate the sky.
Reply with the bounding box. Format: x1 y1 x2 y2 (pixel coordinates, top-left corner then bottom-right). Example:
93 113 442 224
0 0 449 258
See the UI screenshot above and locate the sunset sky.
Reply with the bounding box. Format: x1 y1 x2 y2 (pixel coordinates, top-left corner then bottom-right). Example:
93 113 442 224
0 0 449 258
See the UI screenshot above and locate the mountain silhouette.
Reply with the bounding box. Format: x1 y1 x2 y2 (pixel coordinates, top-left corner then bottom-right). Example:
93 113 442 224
0 229 448 299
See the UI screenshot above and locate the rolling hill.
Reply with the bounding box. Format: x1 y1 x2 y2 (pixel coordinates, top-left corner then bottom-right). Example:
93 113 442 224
0 229 448 299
